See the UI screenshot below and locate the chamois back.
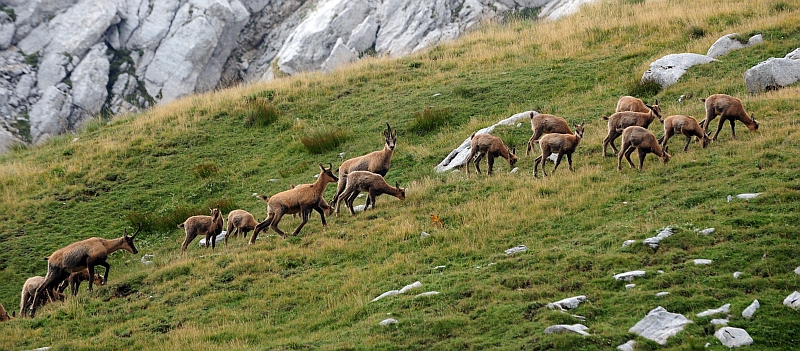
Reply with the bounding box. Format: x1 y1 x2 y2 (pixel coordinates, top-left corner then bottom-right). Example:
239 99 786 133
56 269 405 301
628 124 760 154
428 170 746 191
179 207 223 253
699 94 759 141
466 133 517 175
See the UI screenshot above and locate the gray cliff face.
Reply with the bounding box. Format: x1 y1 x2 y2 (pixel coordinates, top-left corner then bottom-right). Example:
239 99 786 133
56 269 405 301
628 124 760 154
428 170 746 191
0 0 582 147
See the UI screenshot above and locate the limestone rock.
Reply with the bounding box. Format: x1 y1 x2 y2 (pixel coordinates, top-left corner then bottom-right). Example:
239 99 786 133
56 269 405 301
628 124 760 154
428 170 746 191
0 12 14 50
614 270 645 282
629 306 692 345
711 318 729 325
505 245 527 255
744 49 800 93
29 85 71 143
544 324 590 336
321 38 358 73
784 291 800 309
379 318 398 326
641 53 717 88
0 123 22 153
539 0 596 20
656 292 670 297
622 240 636 248
733 271 743 279
70 43 110 122
617 340 636 351
707 33 763 58
742 299 759 319
547 295 587 311
795 266 800 275
347 15 378 53
198 231 228 247
715 327 753 348
694 259 713 265
643 227 674 249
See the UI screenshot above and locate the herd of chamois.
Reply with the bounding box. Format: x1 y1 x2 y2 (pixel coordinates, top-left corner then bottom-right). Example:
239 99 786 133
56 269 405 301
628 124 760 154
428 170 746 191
3 93 758 319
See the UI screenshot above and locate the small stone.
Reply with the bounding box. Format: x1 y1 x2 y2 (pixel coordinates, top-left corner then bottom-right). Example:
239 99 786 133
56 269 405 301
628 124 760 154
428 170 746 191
629 306 692 345
509 167 519 174
432 93 441 97
705 343 711 348
505 245 527 255
697 303 730 317
379 318 398 326
656 292 670 297
715 327 753 348
742 300 760 319
544 324 590 336
398 281 422 294
737 193 760 200
622 240 636 248
694 259 713 265
625 284 636 290
711 318 729 325
547 295 587 311
657 270 665 274
699 228 715 235
727 195 733 202
433 265 445 270
795 266 800 275
268 179 279 182
414 291 439 298
614 270 646 281
515 123 522 128
617 340 636 351
783 291 800 309
420 231 430 239
733 272 743 278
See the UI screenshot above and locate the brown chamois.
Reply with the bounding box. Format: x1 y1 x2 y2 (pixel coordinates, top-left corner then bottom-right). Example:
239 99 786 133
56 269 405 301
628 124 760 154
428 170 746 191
533 122 585 177
29 223 140 317
335 171 406 215
0 302 11 321
602 108 663 157
526 112 573 155
331 123 396 207
250 163 339 242
617 126 671 171
616 96 663 118
179 207 223 254
699 94 759 141
465 133 518 175
224 209 257 245
258 185 333 220
57 268 105 296
660 115 710 152
20 276 63 318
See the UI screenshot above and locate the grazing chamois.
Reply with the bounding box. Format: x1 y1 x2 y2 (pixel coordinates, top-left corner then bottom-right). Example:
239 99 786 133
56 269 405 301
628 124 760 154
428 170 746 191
335 171 406 215
29 223 140 317
660 115 710 152
699 94 759 141
533 123 585 177
57 268 105 296
602 107 663 157
224 209 257 245
331 123 396 207
179 207 223 254
0 302 11 321
465 133 518 175
250 164 339 242
616 96 663 118
21 276 66 318
526 113 573 155
617 126 671 171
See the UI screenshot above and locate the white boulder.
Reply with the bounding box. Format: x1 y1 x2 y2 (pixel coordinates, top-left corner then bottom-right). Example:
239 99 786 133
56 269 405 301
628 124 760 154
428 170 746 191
733 271 743 279
321 38 358 73
694 259 713 265
744 48 800 93
614 270 645 282
505 245 527 255
783 291 800 309
628 306 692 345
711 318 728 325
641 53 717 88
707 33 763 58
616 340 636 351
70 43 110 121
379 318 398 326
0 12 14 50
543 324 590 336
715 327 753 348
742 299 759 319
29 85 72 143
547 295 587 311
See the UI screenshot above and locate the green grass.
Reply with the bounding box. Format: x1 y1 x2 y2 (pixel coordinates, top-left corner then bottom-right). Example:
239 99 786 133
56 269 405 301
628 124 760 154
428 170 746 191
1 0 800 349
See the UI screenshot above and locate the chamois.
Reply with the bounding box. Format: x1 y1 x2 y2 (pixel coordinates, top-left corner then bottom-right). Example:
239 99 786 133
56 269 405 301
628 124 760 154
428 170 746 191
250 163 339 242
57 268 105 296
21 276 67 318
617 126 671 171
0 302 11 321
660 115 710 152
465 133 518 175
602 108 663 157
335 171 406 215
224 209 257 245
331 123 396 207
179 207 223 254
533 123 585 177
29 223 141 317
616 96 663 118
526 113 573 155
699 94 759 141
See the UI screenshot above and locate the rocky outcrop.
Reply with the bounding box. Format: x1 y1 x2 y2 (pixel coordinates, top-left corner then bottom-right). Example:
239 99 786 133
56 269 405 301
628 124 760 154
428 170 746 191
0 0 593 151
707 33 763 58
715 327 754 348
743 48 800 93
641 53 717 88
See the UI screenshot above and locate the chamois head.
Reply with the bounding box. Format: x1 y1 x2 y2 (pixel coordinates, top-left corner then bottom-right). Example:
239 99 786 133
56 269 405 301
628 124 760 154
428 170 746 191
122 222 142 255
644 99 663 122
574 122 585 138
93 273 106 286
383 122 397 151
699 131 711 149
209 207 222 221
318 163 339 183
748 114 759 131
659 145 672 164
395 181 407 200
507 145 518 168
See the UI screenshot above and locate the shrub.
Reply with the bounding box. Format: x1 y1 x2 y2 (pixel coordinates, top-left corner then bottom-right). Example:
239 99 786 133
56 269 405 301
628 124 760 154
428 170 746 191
192 162 219 179
243 99 280 127
300 126 349 154
687 25 706 39
409 106 451 135
627 79 662 98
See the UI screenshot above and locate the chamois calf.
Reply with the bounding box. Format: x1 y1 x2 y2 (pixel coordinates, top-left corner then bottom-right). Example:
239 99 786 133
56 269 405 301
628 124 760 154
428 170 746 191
0 302 11 321
534 123 585 177
602 107 663 157
21 276 65 318
224 209 257 245
465 133 518 175
29 223 141 317
660 115 710 152
57 268 105 296
526 112 572 155
617 126 671 171
335 171 406 215
616 96 663 118
332 123 396 207
699 94 759 141
250 163 339 242
179 207 223 254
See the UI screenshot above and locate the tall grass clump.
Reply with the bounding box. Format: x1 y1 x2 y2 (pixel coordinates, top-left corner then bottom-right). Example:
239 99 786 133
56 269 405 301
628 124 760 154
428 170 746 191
627 79 662 98
243 99 280 127
300 126 350 153
409 106 452 135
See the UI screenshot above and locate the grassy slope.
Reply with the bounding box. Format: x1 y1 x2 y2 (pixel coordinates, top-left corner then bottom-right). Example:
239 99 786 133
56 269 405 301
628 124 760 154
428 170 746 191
1 0 799 349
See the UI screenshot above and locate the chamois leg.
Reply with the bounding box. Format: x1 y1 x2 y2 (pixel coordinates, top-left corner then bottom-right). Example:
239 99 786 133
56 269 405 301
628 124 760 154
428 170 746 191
473 153 484 174
291 210 309 236
728 118 737 140
567 153 574 172
331 175 348 208
317 205 328 227
270 212 287 238
684 136 692 152
551 153 565 174
533 155 543 178
487 154 495 175
637 149 648 170
660 130 672 150
30 270 68 318
603 133 620 157
335 186 354 214
344 190 359 215
464 150 476 175
180 232 196 254
250 214 275 244
526 131 542 155
711 116 726 141
368 191 378 210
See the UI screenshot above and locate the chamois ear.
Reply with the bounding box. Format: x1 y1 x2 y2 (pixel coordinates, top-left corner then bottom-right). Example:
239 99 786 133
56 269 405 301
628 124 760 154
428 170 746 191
395 181 400 189
645 103 654 111
530 111 535 119
511 146 516 155
654 99 659 105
